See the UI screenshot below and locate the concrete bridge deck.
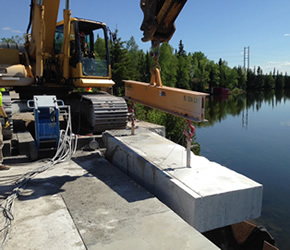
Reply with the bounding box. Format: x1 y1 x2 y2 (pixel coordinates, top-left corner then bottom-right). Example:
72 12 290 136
0 151 218 250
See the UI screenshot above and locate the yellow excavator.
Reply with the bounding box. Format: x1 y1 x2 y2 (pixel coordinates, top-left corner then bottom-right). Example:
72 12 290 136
0 0 206 136
0 0 128 135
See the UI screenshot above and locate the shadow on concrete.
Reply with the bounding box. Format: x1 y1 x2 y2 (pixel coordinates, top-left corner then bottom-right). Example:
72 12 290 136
72 152 154 203
4 156 32 165
0 175 80 201
18 175 80 201
0 158 82 202
0 174 25 199
1 152 153 204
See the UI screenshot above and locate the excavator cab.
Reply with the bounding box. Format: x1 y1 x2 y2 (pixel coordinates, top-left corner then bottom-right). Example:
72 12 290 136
53 19 127 135
54 18 114 88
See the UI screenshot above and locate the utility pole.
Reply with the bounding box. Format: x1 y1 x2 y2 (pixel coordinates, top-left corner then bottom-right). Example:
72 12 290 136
244 46 250 70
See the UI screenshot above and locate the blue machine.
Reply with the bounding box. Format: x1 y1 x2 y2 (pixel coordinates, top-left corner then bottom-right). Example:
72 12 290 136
28 95 63 159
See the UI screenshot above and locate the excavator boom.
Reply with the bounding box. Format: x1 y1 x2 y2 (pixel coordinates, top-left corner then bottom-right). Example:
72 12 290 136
140 0 187 48
27 0 60 58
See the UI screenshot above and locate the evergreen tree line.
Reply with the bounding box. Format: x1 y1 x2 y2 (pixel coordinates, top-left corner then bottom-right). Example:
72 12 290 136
109 35 290 95
3 34 289 93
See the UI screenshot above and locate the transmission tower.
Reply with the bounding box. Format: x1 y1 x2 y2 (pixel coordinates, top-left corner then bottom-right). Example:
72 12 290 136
244 46 250 70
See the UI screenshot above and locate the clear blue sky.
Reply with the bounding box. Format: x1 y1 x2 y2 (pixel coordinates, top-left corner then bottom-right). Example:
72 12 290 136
1 0 290 74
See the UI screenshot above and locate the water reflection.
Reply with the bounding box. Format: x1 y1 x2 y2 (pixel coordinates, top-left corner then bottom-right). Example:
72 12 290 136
195 89 290 249
198 89 290 127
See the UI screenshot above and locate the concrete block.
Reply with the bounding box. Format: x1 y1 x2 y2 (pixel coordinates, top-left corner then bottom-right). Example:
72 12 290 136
103 130 263 233
76 135 104 150
134 120 166 137
17 131 35 155
3 140 11 157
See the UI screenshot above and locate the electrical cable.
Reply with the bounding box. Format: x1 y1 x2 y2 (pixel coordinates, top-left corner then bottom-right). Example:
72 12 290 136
157 127 185 166
0 106 77 250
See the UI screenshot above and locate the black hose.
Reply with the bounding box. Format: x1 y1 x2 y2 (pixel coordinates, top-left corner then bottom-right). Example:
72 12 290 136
26 0 34 36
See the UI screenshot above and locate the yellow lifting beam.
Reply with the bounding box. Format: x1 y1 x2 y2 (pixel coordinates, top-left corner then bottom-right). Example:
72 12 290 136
124 79 208 122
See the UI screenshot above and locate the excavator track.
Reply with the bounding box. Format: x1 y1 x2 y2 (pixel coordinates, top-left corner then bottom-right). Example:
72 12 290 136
66 92 128 135
85 92 128 133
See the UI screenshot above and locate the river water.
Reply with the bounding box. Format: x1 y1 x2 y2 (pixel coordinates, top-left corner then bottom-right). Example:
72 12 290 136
195 90 290 249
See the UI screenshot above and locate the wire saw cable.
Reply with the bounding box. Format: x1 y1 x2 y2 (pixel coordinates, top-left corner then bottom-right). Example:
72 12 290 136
0 106 77 250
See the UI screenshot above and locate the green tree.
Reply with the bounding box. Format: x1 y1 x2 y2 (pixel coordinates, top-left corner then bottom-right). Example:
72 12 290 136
1 35 24 44
137 51 151 83
234 66 247 90
125 36 143 81
175 40 190 89
264 73 275 89
284 74 290 89
159 43 177 87
227 67 238 90
256 66 264 89
246 68 256 89
143 51 152 83
190 52 209 91
275 73 285 89
94 36 107 60
207 60 220 91
217 59 239 89
218 58 227 87
110 30 131 96
177 40 186 57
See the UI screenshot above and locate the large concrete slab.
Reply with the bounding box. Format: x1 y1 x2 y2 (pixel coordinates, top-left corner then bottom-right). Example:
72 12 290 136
103 130 263 233
0 152 218 250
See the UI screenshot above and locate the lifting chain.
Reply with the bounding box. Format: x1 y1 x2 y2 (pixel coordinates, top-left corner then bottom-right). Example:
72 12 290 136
149 41 163 86
150 41 161 72
128 101 136 135
184 120 196 168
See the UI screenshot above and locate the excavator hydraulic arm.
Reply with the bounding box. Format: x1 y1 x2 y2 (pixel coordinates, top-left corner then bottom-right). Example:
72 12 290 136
140 0 187 48
125 0 208 123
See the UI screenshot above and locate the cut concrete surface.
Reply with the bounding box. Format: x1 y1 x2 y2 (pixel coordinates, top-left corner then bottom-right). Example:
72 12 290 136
0 151 219 250
103 130 263 233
